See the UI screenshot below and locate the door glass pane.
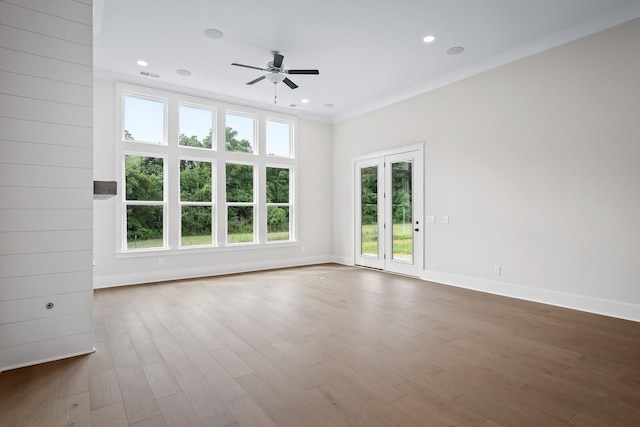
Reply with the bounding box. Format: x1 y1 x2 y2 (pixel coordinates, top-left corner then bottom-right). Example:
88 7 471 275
391 161 413 262
360 166 378 257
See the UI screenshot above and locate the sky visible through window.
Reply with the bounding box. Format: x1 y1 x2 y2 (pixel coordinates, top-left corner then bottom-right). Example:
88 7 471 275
124 96 164 143
125 96 291 155
180 105 212 143
266 120 290 157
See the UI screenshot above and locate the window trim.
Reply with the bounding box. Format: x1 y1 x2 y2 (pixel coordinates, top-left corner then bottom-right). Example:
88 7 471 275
115 82 298 255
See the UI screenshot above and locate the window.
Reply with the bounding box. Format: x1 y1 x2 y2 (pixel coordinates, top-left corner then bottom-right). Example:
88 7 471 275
124 154 165 249
179 105 214 149
123 96 165 144
117 84 296 253
225 112 255 154
180 159 213 246
266 167 291 241
266 120 292 157
226 163 255 244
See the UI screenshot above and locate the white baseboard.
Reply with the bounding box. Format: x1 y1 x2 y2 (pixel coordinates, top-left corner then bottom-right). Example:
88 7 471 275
422 270 640 323
332 255 354 266
94 255 334 289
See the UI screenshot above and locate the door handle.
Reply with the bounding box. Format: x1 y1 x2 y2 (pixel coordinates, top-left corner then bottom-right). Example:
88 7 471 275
414 228 419 232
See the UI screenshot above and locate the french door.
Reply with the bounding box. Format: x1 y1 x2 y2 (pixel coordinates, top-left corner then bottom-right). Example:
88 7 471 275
355 146 423 276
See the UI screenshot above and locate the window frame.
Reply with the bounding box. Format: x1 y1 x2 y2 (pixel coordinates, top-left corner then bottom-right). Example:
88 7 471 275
265 164 293 243
121 151 168 251
178 102 217 151
122 93 168 146
178 156 215 248
115 83 298 255
265 118 294 159
225 160 257 245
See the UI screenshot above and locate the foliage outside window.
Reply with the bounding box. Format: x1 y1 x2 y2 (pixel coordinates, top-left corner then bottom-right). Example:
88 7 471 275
266 167 291 241
360 166 378 256
226 163 254 244
225 113 255 154
180 160 213 246
179 105 214 149
125 155 164 249
118 85 296 252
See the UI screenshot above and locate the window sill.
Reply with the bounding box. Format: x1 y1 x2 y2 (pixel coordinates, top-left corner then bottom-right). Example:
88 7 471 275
115 241 298 258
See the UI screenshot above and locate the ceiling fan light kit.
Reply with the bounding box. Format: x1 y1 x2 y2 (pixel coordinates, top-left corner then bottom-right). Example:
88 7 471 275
231 51 319 103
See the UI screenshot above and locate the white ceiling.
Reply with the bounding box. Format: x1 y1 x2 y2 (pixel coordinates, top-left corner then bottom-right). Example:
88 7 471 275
93 0 640 122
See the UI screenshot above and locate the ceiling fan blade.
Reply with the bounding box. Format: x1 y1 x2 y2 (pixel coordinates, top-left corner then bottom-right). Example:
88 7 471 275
246 75 266 85
273 53 284 68
286 69 319 75
283 77 298 89
232 63 268 71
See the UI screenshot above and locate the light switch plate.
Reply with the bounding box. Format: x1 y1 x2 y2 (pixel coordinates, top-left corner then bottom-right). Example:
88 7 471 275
426 216 436 223
442 216 449 224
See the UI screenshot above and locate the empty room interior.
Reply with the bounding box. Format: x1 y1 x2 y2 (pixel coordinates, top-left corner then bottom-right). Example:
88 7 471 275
1 0 639 426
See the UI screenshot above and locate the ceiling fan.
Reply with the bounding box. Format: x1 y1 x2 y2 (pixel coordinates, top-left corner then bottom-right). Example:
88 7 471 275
231 51 319 90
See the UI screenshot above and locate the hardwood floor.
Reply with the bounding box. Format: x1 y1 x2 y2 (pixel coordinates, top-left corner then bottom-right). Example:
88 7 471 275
1 264 639 426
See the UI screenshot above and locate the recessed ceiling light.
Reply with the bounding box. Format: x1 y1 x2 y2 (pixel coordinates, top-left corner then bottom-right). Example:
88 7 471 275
447 46 465 55
137 60 148 66
176 69 192 76
204 28 224 39
323 104 335 108
301 99 309 104
423 35 435 43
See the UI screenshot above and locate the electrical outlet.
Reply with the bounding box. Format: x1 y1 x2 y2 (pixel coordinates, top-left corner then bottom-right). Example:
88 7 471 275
158 257 164 265
494 265 501 275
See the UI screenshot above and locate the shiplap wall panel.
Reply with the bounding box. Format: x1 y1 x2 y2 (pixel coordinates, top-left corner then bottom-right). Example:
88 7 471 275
0 312 93 348
0 117 92 148
0 291 92 324
0 187 92 210
0 70 92 107
0 230 92 255
0 94 92 126
1 140 92 168
0 47 92 86
0 0 93 371
0 332 94 372
0 210 91 232
0 251 92 279
0 1 92 43
0 25 91 65
0 271 92 301
2 0 91 24
0 163 92 188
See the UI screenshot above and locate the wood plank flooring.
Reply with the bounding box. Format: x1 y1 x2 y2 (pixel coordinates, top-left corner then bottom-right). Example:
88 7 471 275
1 264 639 426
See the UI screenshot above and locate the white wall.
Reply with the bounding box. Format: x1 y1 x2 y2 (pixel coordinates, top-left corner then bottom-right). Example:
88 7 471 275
93 80 333 287
0 0 94 371
332 19 640 321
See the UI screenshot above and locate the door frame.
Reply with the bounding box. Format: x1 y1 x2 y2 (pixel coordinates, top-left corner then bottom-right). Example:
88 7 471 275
352 143 424 276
